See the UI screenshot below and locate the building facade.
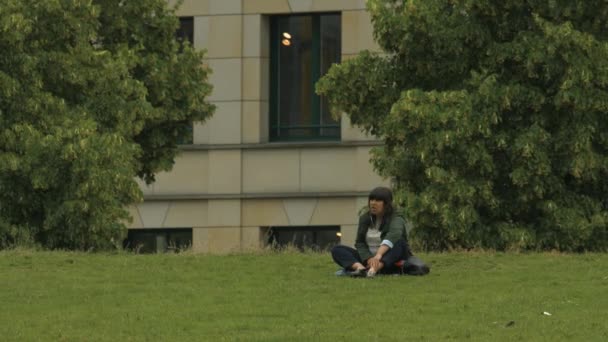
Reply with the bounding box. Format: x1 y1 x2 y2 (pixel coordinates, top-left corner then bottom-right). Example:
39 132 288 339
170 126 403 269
126 0 388 253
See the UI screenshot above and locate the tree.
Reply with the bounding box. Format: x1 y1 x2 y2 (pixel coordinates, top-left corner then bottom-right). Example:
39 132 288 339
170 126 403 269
317 0 608 251
0 0 214 249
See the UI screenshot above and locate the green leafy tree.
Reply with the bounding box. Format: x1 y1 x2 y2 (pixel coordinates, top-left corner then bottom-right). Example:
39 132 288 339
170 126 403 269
318 0 608 251
0 0 213 249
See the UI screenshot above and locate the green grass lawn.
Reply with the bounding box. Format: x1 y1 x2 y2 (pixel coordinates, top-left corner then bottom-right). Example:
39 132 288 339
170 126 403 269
1 250 607 341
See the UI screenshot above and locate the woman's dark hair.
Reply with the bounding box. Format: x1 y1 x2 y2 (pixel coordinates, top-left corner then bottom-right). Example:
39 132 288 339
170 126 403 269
368 186 394 218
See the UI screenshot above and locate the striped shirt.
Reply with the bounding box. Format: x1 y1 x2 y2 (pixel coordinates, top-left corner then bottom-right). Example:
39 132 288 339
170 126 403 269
366 218 382 254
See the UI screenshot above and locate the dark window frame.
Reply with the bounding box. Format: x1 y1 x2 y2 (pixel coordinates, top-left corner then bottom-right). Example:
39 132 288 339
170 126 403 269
126 228 193 253
266 225 341 251
176 17 194 46
269 13 342 142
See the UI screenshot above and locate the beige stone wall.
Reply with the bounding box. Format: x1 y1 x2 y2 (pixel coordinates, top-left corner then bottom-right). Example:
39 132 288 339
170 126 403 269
242 145 385 192
138 151 210 195
135 1 390 253
138 145 384 198
340 224 358 247
129 196 371 253
132 145 386 197
241 197 357 227
166 0 380 144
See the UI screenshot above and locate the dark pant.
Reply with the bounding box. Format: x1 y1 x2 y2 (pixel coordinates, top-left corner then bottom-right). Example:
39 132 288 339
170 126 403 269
331 239 412 274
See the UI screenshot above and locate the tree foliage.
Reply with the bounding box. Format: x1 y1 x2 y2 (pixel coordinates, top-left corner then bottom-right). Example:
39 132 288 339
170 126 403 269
0 0 213 249
318 0 608 251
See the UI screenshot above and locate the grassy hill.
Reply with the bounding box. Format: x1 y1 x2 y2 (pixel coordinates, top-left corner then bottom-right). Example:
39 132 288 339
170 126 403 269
1 250 607 341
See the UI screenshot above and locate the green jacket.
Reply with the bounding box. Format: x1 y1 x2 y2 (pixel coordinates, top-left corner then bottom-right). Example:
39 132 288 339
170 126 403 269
355 210 408 261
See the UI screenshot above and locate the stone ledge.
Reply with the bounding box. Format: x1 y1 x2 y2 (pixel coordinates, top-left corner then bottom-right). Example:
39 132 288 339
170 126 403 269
179 140 382 151
143 191 369 201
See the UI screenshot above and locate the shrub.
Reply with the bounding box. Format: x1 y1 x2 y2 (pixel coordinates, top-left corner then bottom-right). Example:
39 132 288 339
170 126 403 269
317 0 608 251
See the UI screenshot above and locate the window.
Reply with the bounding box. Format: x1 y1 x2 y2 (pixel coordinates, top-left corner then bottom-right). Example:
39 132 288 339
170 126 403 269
126 229 192 253
176 17 194 144
176 17 194 46
265 226 341 251
270 14 341 141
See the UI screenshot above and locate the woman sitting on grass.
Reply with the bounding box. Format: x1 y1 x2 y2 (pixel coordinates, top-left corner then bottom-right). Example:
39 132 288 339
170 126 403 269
331 186 429 277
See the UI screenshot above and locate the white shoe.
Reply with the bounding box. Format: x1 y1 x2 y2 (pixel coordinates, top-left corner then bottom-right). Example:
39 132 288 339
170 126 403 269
366 268 377 278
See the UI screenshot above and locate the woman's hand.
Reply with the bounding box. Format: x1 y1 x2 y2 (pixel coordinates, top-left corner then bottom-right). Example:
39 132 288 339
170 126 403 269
367 255 382 270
